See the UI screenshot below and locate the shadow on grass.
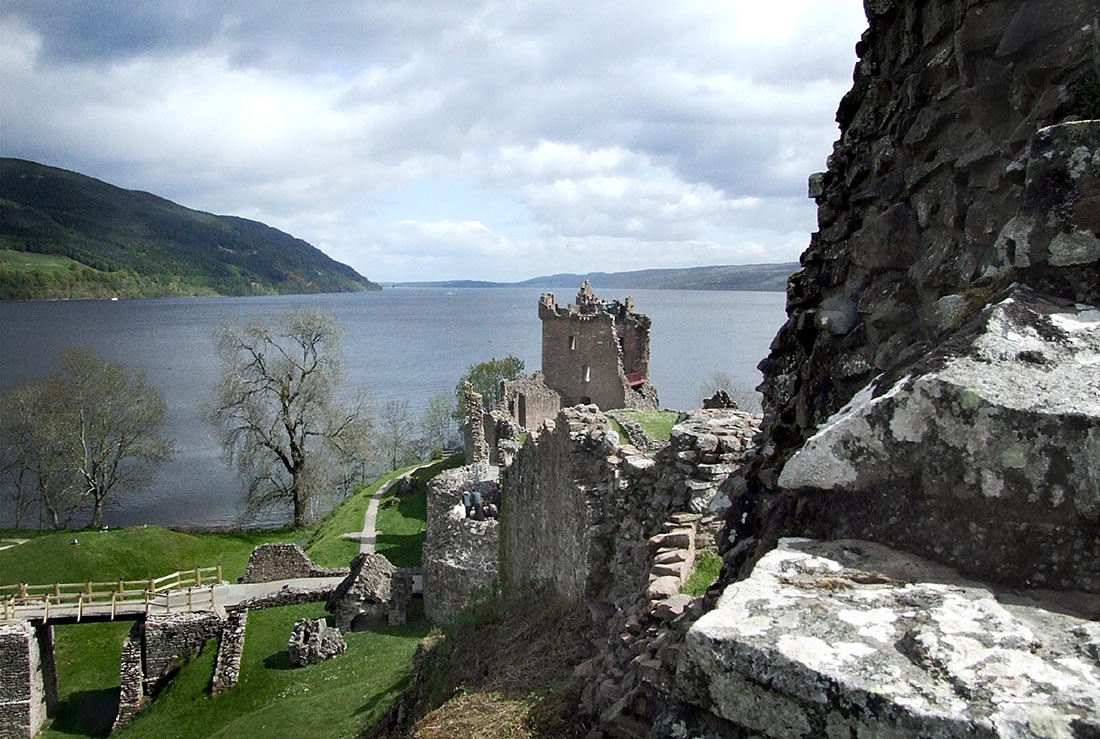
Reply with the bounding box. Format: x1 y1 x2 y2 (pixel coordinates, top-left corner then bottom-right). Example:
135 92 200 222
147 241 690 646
262 650 297 671
374 532 425 568
47 688 119 737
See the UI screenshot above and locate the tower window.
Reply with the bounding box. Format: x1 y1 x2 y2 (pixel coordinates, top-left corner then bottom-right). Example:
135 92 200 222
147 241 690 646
582 365 591 383
569 335 576 351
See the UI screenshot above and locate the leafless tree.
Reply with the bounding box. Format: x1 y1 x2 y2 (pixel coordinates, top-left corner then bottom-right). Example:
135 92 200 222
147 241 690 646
378 399 416 471
1 348 172 528
420 391 457 453
208 308 371 528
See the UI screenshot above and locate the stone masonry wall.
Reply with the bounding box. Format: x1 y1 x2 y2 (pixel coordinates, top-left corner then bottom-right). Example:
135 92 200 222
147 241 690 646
502 406 758 617
0 621 52 739
112 622 145 732
141 612 224 695
238 543 348 583
211 609 247 695
730 0 1100 590
422 466 500 624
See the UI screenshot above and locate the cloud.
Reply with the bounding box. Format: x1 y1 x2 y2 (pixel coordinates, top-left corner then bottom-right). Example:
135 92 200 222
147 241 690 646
0 1 867 282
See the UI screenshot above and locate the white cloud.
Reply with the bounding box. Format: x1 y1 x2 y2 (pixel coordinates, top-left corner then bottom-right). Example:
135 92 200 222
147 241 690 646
0 1 868 282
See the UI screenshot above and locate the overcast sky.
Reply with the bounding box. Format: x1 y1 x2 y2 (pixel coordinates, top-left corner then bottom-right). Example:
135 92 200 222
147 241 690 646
1 1 868 282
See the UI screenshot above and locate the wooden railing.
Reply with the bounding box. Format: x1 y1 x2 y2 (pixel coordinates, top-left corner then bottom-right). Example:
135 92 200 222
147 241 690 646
1 565 222 622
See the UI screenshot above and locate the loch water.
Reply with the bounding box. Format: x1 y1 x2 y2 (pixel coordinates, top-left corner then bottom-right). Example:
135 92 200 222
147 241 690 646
0 287 787 528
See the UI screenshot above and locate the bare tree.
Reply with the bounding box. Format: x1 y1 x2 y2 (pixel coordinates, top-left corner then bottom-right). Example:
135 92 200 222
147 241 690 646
1 384 78 528
378 399 416 471
420 391 457 453
0 348 172 528
208 308 370 528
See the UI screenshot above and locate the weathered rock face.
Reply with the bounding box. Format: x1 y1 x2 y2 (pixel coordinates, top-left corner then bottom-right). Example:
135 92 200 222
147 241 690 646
730 0 1100 592
287 618 347 666
326 553 395 632
671 539 1100 739
773 287 1100 591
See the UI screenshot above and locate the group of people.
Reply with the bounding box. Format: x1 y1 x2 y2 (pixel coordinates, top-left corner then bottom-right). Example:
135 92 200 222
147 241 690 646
460 489 499 520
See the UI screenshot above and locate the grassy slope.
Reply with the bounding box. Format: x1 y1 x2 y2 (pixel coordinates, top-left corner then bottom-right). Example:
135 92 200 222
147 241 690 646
0 527 298 586
3 457 454 738
0 248 90 273
114 602 429 739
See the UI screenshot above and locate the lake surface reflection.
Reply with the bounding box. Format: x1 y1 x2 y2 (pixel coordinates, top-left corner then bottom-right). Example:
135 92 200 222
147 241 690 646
0 287 786 528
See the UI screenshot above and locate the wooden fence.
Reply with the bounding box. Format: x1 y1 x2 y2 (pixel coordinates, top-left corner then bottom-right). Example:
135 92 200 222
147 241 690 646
1 565 222 622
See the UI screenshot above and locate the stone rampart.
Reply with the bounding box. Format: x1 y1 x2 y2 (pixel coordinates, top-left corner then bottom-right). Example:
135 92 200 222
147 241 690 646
112 623 145 732
422 466 499 623
0 621 55 739
238 543 348 584
733 0 1100 593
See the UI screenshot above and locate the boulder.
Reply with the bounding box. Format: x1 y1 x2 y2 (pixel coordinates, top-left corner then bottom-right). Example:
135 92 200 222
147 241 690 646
677 539 1100 739
326 553 395 631
776 287 1100 592
287 618 346 667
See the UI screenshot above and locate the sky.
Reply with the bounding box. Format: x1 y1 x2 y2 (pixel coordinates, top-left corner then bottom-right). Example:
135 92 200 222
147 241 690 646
0 1 868 283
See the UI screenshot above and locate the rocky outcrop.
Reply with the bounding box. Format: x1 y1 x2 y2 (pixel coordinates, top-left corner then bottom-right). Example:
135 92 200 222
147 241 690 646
729 0 1100 592
669 538 1100 739
238 543 348 584
287 618 347 666
772 287 1100 592
326 553 395 632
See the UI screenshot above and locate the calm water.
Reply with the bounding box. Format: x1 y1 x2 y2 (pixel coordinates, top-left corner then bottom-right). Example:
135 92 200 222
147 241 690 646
0 287 786 528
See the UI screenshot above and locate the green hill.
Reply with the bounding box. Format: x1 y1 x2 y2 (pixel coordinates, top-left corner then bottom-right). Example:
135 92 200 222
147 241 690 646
0 158 379 299
396 262 798 291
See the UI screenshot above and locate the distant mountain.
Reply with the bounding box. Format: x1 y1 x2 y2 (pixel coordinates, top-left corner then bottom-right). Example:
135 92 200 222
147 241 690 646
396 263 798 292
0 158 379 299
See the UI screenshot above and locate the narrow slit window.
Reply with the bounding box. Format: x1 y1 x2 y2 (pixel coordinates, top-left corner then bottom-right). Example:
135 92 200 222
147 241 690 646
582 365 591 383
569 335 576 351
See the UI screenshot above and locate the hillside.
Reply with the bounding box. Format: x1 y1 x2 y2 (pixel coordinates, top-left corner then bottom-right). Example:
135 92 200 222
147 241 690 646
0 158 379 299
395 262 797 292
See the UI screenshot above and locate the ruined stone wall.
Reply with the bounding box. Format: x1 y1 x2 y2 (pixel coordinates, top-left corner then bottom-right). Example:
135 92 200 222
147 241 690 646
731 0 1100 591
422 466 500 623
501 407 758 612
461 383 489 467
211 610 247 695
541 300 627 410
612 305 650 380
141 612 223 694
112 623 145 732
0 621 54 739
238 543 348 583
500 372 561 430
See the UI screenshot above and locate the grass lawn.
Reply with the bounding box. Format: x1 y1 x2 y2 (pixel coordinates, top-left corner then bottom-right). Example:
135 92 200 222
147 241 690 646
114 602 430 739
0 248 92 274
305 454 460 569
375 455 463 568
617 410 680 442
0 527 299 587
2 457 446 739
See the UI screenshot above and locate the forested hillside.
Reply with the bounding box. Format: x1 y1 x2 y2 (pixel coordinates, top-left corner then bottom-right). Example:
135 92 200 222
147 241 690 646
0 158 378 299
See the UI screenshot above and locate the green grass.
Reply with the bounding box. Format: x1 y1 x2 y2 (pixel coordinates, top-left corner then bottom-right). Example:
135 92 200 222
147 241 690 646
114 602 430 739
40 622 132 738
681 550 722 597
374 455 463 568
0 248 92 273
0 526 297 586
617 410 679 441
5 458 448 739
